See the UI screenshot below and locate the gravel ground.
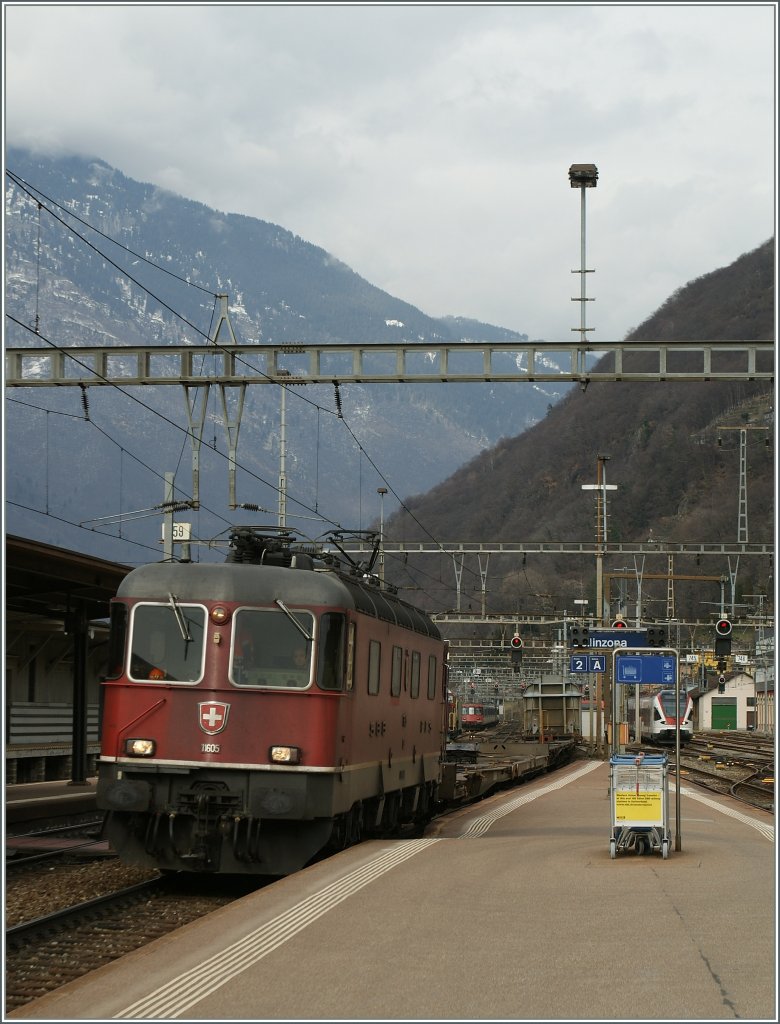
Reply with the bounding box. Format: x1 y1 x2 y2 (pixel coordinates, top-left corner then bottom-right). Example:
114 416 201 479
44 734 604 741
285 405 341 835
5 858 160 927
5 857 253 1014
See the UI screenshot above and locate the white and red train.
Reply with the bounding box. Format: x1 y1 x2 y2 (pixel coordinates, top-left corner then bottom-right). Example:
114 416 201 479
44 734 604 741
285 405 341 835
97 527 448 876
627 688 694 745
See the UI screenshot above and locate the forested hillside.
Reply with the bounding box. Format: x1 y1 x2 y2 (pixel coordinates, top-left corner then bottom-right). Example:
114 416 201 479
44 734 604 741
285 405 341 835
388 240 775 626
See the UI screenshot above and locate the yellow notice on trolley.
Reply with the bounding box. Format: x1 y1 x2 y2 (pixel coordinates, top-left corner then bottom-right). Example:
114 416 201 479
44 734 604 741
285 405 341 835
611 764 665 827
614 790 662 824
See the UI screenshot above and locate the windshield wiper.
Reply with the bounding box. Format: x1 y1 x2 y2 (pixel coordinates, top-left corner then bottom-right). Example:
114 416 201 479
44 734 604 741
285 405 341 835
274 598 314 640
168 592 192 643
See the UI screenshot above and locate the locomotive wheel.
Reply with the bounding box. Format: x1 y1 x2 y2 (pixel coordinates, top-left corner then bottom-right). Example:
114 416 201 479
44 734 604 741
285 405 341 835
331 803 362 850
347 802 363 845
383 792 401 835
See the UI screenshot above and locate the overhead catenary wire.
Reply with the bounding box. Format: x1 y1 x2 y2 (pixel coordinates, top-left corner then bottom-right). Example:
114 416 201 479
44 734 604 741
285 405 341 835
6 314 344 535
5 169 483 593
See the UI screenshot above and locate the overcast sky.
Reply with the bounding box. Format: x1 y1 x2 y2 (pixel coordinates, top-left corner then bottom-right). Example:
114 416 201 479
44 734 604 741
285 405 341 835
4 2 777 343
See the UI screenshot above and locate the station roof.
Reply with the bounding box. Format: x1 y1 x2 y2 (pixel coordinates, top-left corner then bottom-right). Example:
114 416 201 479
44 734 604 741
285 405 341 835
4 535 132 628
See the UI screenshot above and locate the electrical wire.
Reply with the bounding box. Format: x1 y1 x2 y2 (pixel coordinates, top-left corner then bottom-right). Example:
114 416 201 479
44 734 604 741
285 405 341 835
5 170 483 594
5 315 346 535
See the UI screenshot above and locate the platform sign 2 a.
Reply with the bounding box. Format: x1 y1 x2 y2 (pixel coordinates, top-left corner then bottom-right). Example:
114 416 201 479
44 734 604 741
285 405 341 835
614 649 678 686
570 654 607 674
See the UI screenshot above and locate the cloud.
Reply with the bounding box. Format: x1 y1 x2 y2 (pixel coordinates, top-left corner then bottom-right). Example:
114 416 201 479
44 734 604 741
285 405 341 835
4 3 775 342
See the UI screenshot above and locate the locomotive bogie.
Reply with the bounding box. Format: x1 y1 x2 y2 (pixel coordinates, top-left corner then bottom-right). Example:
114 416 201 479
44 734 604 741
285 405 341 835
99 752 440 874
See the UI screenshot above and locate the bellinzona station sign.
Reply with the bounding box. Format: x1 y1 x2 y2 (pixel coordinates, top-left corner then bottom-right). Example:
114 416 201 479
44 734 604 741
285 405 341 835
586 629 648 648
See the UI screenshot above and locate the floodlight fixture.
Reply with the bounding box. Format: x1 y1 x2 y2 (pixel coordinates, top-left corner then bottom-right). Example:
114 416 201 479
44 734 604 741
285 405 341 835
569 163 599 188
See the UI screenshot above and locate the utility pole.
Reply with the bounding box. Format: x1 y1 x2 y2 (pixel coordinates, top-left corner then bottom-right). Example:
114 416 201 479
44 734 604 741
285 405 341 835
163 472 174 561
582 454 617 755
377 487 387 582
278 369 290 527
716 424 772 544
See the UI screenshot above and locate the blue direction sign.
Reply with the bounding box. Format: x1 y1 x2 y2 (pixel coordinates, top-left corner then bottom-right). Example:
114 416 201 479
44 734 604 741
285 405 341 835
570 654 607 674
615 651 677 686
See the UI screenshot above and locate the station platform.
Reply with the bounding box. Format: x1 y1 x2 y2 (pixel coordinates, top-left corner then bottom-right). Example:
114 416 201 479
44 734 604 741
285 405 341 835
8 759 776 1021
5 777 98 826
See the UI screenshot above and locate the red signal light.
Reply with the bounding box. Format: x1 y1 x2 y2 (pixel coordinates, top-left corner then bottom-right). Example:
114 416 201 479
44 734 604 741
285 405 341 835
715 619 733 637
611 619 627 628
510 634 523 649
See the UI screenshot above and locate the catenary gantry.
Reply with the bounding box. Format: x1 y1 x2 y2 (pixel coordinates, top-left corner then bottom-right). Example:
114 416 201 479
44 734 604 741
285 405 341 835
6 299 773 513
4 338 774 386
341 540 771 556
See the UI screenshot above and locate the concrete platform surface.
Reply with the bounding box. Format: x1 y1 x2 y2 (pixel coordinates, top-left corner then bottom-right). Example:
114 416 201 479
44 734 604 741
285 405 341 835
8 760 776 1021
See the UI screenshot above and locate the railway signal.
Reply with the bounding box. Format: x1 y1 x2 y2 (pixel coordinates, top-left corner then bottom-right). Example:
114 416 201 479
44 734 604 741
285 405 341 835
646 624 668 647
611 617 627 629
714 618 733 657
568 623 590 648
510 633 524 673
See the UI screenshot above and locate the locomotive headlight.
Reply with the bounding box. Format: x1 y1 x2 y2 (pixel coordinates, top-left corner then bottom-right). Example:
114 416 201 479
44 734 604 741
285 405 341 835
125 738 156 757
269 745 301 765
210 605 230 624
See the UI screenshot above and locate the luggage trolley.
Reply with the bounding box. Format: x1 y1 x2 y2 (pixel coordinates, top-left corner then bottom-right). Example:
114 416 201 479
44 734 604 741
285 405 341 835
609 752 671 858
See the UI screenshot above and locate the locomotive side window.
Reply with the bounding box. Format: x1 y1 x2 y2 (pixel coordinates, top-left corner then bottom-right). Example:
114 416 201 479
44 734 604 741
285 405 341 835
391 645 403 697
105 602 128 680
232 608 314 688
410 651 420 698
129 603 206 683
317 613 345 691
427 655 438 699
367 640 381 695
345 621 355 691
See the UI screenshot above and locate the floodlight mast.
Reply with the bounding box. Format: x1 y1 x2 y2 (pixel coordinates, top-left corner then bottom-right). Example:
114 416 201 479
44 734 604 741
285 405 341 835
569 163 598 353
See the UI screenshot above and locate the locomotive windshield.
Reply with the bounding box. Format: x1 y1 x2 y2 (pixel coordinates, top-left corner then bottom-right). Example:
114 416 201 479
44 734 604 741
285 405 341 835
128 603 206 683
232 608 316 688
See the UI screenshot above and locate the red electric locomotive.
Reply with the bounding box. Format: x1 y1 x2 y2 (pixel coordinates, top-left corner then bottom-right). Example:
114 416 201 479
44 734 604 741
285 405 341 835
461 702 499 730
97 527 448 876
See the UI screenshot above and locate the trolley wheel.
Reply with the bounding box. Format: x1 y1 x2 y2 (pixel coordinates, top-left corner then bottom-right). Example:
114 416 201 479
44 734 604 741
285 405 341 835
635 837 646 856
662 838 670 860
609 838 616 860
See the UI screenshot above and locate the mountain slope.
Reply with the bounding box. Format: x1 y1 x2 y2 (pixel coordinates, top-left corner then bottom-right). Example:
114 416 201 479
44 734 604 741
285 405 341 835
389 240 775 623
4 148 570 560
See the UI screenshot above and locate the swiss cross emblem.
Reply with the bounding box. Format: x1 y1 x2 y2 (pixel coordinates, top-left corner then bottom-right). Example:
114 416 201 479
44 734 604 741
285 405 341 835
198 701 230 735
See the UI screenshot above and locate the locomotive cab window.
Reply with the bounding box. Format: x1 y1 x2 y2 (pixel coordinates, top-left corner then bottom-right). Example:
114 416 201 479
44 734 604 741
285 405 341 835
232 608 314 688
105 602 128 680
317 613 346 691
128 602 206 683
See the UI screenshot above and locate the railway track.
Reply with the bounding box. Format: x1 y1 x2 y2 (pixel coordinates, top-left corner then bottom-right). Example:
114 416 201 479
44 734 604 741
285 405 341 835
4 865 263 1013
6 818 109 871
633 733 774 812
